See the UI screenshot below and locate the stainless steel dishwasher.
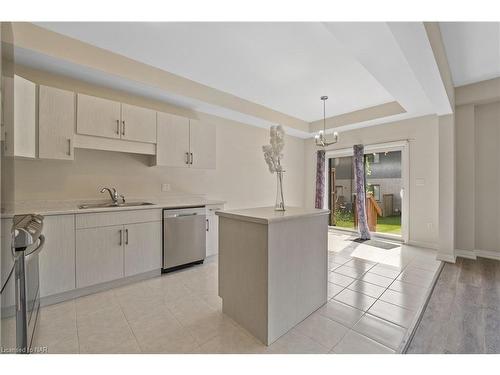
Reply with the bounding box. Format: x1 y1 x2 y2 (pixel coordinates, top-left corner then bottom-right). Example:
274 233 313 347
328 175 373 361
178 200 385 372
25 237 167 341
162 207 206 272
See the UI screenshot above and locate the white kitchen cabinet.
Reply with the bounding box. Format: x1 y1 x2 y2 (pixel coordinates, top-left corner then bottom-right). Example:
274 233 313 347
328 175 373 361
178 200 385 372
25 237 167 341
155 113 216 169
189 119 216 169
121 103 157 143
12 75 36 158
124 221 162 277
206 204 222 257
76 225 124 288
38 85 75 160
39 215 75 297
155 112 190 167
77 93 121 140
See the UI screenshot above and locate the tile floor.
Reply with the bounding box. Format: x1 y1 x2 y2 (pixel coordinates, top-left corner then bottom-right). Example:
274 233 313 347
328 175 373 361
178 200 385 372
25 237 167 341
32 231 441 354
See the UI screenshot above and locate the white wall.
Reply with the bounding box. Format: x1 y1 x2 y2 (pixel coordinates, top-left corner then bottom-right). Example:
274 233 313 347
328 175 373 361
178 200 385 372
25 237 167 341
455 92 500 260
304 115 439 248
14 113 306 210
454 101 500 258
474 102 499 254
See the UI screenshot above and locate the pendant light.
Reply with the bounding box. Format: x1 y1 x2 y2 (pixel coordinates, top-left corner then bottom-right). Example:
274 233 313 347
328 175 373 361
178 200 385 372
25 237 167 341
315 95 339 147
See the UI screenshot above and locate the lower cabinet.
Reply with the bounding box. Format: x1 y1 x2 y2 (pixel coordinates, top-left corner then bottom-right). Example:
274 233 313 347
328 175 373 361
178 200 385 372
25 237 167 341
76 225 124 288
39 215 76 297
124 221 162 277
206 205 222 257
76 220 162 288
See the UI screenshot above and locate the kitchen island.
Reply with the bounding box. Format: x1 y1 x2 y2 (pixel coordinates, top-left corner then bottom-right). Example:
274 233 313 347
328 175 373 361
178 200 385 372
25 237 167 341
216 206 330 345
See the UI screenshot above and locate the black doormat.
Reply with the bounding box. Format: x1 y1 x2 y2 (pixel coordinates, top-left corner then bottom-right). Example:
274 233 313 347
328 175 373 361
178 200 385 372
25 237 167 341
352 238 400 250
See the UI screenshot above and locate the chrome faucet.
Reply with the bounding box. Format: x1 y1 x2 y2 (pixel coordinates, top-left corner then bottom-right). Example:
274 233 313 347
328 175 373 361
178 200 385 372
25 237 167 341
100 187 125 205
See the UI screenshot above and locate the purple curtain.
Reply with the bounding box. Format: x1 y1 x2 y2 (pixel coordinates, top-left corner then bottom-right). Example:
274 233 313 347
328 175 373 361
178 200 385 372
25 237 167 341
315 150 326 209
353 144 371 240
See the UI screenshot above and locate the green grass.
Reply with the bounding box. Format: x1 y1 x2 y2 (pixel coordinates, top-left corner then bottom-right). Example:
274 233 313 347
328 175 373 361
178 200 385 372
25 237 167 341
376 216 401 234
333 212 401 235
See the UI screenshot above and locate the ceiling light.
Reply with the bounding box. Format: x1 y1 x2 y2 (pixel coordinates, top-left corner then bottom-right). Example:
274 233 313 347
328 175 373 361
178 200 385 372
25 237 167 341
315 96 339 148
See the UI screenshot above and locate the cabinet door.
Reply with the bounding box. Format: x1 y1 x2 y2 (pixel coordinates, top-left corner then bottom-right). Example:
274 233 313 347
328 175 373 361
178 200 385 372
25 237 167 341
121 103 157 143
155 112 190 167
76 225 124 288
39 215 76 297
13 75 36 158
77 93 121 139
205 206 221 257
124 221 161 277
189 119 216 169
38 85 75 160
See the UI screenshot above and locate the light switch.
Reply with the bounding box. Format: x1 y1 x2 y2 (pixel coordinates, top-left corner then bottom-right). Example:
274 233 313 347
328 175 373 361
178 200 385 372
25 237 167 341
416 178 425 186
161 183 171 192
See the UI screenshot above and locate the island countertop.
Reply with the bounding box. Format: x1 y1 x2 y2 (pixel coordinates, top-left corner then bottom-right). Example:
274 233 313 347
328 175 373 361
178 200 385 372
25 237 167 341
215 206 329 225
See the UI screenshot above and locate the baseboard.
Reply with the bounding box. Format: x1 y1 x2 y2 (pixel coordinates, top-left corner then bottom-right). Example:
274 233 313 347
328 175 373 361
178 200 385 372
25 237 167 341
40 269 161 307
407 240 438 250
474 249 500 261
455 249 477 260
453 248 500 262
436 252 456 263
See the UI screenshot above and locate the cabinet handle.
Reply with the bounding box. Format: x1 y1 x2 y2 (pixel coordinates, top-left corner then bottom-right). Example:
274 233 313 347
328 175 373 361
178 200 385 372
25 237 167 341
67 138 72 156
185 152 190 165
190 152 194 165
206 218 209 232
122 121 126 136
125 228 129 245
119 229 122 246
116 120 120 135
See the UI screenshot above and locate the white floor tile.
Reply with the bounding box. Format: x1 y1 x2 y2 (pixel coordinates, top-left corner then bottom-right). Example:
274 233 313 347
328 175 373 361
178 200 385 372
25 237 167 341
267 330 329 354
388 279 428 296
335 265 367 279
329 272 355 287
347 280 386 299
397 267 436 287
330 330 394 354
328 282 344 299
353 314 406 350
318 300 364 328
379 289 424 311
294 313 348 350
369 263 403 279
334 289 376 311
368 300 416 328
360 272 394 288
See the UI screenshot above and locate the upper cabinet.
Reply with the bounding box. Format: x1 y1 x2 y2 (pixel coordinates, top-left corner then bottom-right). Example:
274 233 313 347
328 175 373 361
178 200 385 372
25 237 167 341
155 112 190 168
121 103 157 143
6 80 215 168
77 93 121 139
189 119 216 169
77 94 157 144
39 85 75 160
11 75 36 158
155 112 216 169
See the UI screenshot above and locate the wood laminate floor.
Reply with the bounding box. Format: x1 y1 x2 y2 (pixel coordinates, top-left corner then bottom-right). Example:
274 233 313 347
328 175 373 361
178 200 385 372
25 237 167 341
407 257 500 354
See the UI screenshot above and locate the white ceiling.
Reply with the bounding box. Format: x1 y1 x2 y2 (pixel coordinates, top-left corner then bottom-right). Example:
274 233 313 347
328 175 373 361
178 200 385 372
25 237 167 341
34 22 395 122
440 22 500 86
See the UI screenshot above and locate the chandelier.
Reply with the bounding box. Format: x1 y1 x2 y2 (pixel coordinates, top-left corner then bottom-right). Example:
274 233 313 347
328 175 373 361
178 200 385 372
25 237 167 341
315 95 339 147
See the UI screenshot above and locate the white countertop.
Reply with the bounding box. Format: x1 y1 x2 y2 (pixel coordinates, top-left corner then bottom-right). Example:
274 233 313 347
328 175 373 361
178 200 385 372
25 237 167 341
216 206 329 224
1 197 226 218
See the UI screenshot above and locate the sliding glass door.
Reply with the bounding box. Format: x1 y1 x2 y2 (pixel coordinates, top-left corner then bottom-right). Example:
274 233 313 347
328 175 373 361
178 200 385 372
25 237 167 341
326 142 408 240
